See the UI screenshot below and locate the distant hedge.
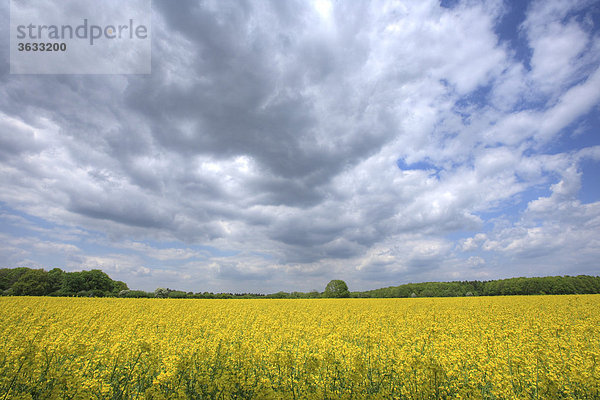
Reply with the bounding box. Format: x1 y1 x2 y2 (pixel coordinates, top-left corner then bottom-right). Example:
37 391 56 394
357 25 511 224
2 267 599 298
356 275 600 298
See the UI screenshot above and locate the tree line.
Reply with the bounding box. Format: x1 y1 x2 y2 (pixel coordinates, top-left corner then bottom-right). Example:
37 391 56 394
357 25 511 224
0 267 128 297
355 275 600 298
1 267 599 298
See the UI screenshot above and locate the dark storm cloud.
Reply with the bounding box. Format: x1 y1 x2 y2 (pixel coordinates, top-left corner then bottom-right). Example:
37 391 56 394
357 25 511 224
67 194 173 229
125 0 388 188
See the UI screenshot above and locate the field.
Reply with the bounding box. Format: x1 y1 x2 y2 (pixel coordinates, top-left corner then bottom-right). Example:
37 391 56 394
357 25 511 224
0 296 598 399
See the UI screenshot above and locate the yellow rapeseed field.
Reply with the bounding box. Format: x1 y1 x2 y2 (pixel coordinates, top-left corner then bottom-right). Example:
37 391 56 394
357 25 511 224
0 295 598 399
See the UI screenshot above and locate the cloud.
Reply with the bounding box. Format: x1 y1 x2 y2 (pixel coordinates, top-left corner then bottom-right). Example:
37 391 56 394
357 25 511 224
0 233 82 269
0 0 599 292
465 163 600 276
523 0 599 93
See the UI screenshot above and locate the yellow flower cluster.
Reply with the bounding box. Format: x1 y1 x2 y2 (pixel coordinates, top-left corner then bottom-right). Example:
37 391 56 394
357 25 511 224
0 295 598 399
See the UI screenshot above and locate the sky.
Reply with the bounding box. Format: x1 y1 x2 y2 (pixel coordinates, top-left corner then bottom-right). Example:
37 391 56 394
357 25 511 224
0 0 599 293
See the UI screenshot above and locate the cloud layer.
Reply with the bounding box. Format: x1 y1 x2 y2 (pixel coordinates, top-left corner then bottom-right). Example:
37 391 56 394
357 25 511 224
1 0 599 292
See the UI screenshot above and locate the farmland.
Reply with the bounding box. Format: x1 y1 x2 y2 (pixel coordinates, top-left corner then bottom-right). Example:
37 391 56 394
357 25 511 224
0 295 598 399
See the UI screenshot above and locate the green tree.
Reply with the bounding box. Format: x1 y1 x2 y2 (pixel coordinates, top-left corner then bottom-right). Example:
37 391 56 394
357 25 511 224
12 269 51 296
47 268 65 294
324 280 350 298
168 290 188 299
0 267 30 291
80 270 114 292
113 280 129 293
63 272 85 294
